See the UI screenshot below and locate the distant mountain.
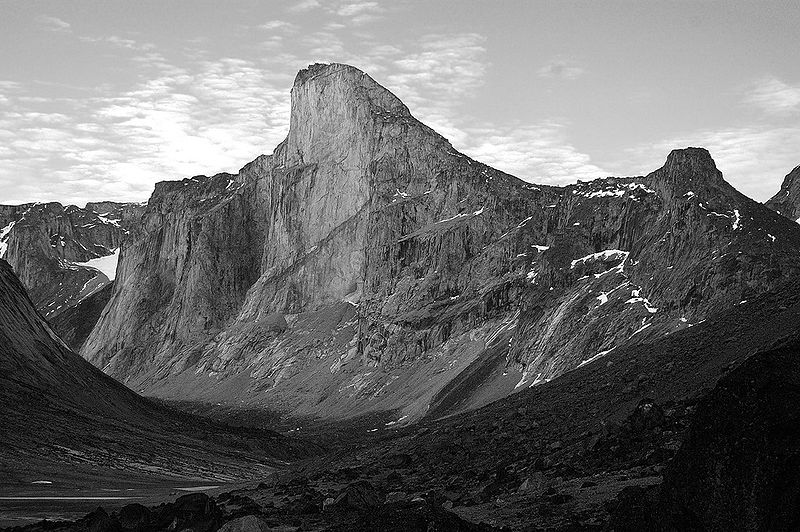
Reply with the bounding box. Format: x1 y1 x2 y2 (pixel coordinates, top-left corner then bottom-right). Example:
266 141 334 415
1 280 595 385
0 201 145 318
78 63 800 423
48 281 115 351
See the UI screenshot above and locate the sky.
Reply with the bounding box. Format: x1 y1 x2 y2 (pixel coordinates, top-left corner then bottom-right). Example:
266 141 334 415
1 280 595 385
0 0 799 206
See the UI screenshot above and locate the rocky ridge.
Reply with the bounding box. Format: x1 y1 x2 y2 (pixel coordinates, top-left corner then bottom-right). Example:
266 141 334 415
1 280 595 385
765 164 800 221
81 63 800 422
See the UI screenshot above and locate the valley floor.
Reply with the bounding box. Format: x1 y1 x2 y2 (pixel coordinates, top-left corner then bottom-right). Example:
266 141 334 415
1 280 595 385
7 279 800 530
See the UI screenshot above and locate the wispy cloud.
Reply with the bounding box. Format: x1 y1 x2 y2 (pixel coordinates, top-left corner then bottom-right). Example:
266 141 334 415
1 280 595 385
78 35 156 51
335 1 383 24
258 20 299 33
36 15 71 34
461 123 608 183
537 59 585 80
745 77 800 116
287 0 320 13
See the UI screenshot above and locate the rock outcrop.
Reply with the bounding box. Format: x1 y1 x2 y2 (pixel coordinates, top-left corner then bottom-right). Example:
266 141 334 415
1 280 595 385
611 333 800 531
80 63 800 421
765 164 800 221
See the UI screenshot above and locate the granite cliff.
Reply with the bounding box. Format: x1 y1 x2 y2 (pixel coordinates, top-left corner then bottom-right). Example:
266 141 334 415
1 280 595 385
81 63 800 422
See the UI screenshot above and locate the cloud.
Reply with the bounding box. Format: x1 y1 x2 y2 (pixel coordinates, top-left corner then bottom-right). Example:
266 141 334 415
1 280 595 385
259 20 299 32
288 0 320 12
0 51 294 205
384 33 488 117
537 60 585 80
335 1 383 24
336 2 380 16
745 77 800 116
0 26 605 205
79 34 156 51
36 15 71 34
459 123 608 184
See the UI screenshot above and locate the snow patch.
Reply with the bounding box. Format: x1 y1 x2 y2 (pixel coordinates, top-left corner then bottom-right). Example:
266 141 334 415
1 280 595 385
570 249 629 269
577 182 656 198
96 213 121 227
732 209 741 230
72 248 120 280
579 347 616 368
517 216 533 227
0 220 16 258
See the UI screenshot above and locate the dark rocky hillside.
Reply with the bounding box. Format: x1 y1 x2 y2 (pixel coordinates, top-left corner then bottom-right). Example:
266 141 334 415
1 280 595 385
0 258 317 505
81 64 800 426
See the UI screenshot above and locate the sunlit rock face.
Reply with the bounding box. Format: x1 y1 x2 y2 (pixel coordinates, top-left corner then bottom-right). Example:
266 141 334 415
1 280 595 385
80 63 800 421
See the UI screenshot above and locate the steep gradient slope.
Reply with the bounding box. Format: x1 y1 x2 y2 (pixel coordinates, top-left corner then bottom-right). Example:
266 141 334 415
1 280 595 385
765 164 800 221
82 63 800 422
0 201 145 318
0 258 312 486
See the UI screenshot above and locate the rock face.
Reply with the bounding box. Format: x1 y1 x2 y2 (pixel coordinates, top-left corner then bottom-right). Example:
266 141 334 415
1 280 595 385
765 164 800 221
0 201 145 318
80 63 800 421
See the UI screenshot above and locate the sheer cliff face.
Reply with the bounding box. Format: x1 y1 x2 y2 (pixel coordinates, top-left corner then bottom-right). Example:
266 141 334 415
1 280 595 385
0 201 144 317
766 165 800 221
81 63 800 420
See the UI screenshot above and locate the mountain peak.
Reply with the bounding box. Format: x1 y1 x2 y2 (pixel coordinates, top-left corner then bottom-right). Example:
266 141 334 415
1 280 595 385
285 63 410 164
291 63 407 112
649 147 726 196
663 147 718 173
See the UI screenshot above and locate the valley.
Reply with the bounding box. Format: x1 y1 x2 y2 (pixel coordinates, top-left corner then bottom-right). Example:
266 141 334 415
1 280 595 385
3 62 800 531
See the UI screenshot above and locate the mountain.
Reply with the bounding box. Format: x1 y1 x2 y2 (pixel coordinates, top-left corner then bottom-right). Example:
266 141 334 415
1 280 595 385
765 164 800 221
80 63 800 424
0 257 313 492
0 201 146 319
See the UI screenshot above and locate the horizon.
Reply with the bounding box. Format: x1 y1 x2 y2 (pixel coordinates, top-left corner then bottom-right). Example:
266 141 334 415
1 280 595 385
2 1 799 205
